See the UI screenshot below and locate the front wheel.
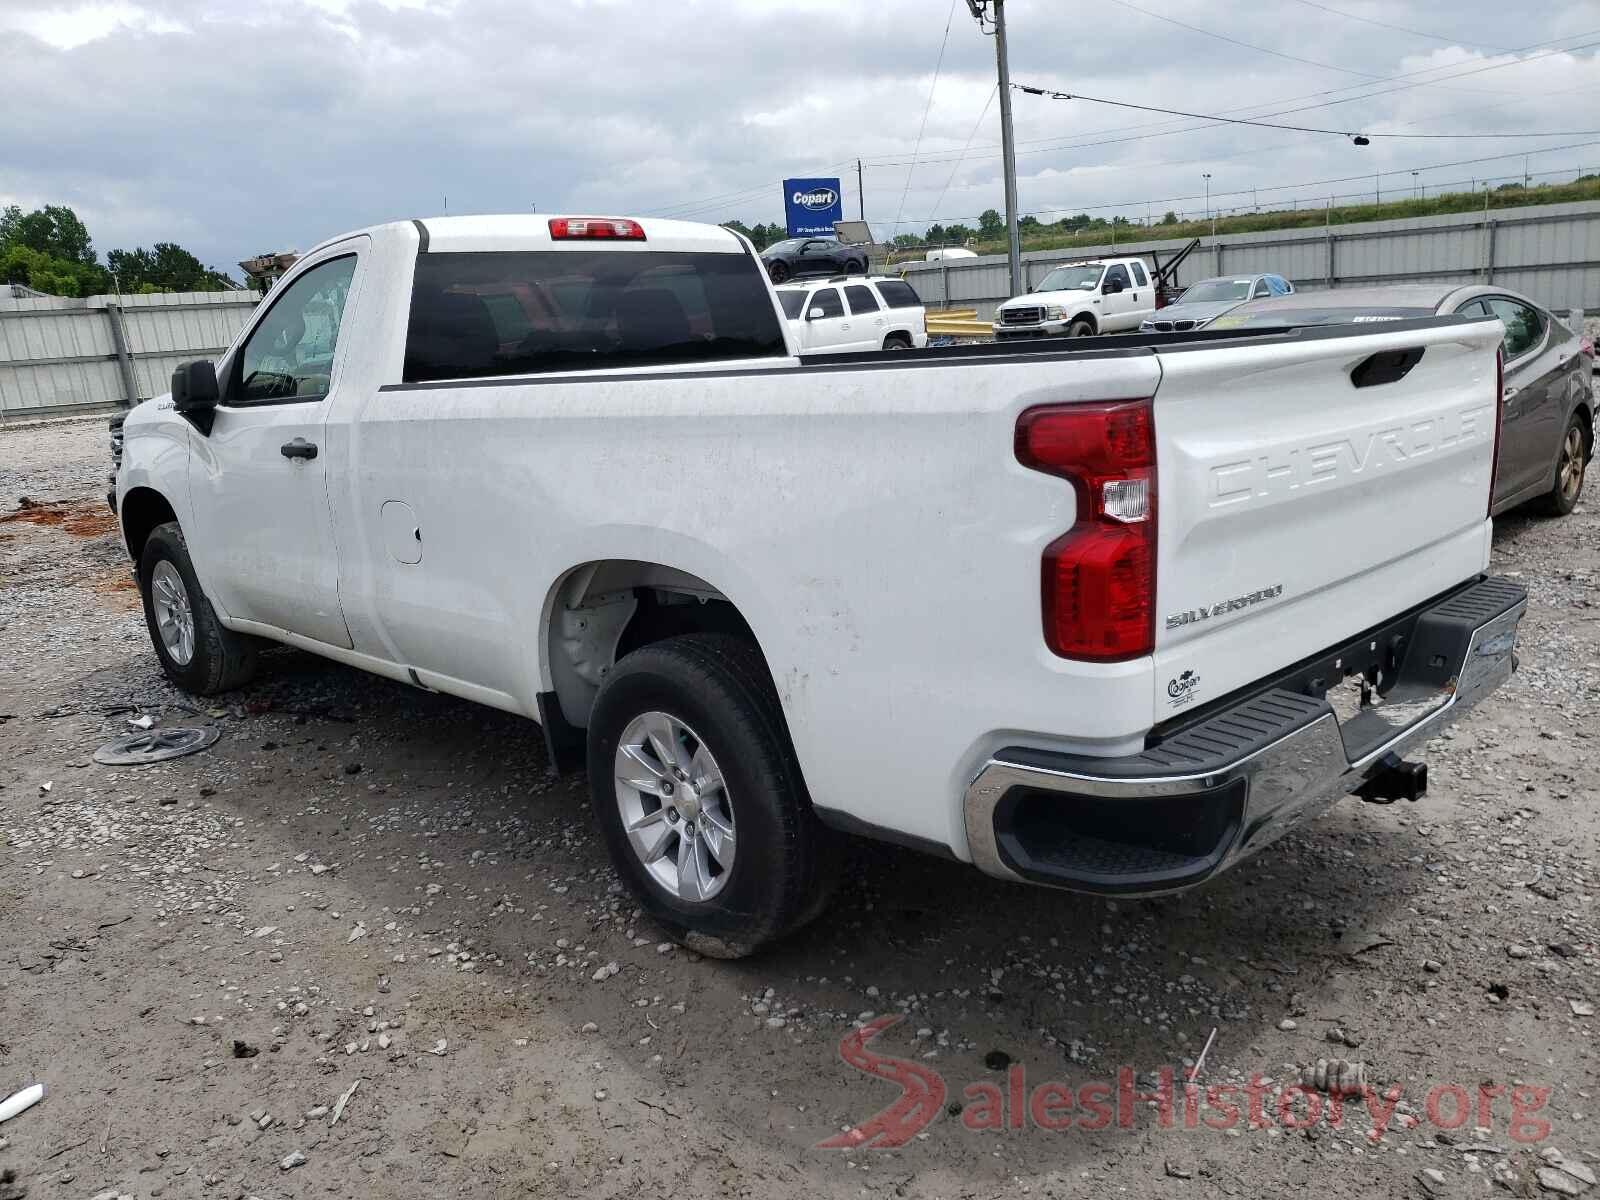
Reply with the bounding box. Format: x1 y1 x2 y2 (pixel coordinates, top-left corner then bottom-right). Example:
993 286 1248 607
1540 415 1589 515
586 634 836 958
1066 318 1096 338
138 521 259 694
767 261 791 284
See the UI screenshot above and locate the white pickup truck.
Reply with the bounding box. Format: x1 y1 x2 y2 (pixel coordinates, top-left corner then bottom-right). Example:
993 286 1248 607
113 213 1525 956
995 255 1158 338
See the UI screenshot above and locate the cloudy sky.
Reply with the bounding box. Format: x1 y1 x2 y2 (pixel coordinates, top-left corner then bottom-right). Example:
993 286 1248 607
4 0 1599 273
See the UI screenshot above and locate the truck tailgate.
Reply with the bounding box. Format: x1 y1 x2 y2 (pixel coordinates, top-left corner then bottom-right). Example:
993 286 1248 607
1149 318 1502 723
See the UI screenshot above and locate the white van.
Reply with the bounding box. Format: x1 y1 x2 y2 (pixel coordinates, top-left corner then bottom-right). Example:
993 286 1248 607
994 256 1157 338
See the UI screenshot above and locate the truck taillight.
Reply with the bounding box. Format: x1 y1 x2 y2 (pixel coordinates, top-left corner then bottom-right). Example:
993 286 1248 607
1489 347 1504 519
1016 399 1157 661
547 217 646 241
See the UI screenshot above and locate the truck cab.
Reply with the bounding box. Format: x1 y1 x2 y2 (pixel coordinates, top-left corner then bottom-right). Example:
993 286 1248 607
994 256 1156 339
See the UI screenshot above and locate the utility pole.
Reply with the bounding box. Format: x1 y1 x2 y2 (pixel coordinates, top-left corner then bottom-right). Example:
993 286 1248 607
1412 170 1420 199
856 158 865 221
992 1 1023 295
1203 173 1213 238
965 1 1021 293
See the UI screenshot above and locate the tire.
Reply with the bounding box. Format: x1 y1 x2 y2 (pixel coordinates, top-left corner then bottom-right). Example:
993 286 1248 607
1066 318 1096 338
883 333 913 351
767 261 790 284
843 259 864 276
138 521 259 694
1539 413 1589 516
586 634 837 957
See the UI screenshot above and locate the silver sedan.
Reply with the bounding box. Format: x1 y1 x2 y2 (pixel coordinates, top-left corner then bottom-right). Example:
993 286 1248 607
1140 273 1293 333
1217 284 1596 516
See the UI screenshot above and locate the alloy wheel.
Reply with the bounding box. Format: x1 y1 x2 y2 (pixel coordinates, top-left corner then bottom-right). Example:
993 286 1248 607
151 559 196 666
613 710 736 902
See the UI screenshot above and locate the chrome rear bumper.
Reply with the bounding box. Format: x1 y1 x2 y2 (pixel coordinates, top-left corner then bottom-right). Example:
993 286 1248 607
963 577 1525 895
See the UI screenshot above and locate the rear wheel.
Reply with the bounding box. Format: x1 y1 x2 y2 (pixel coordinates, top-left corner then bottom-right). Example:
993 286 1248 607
586 634 836 957
843 259 864 276
1066 318 1096 338
883 332 913 351
767 261 790 284
138 521 259 694
1540 415 1589 515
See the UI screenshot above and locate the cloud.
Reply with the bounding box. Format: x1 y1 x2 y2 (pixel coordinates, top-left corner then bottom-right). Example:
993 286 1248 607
1 0 1596 269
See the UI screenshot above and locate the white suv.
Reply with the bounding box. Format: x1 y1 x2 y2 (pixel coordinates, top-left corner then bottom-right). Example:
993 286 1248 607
776 276 928 354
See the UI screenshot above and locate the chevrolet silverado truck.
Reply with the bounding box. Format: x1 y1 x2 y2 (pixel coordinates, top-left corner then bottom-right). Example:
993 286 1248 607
112 213 1525 956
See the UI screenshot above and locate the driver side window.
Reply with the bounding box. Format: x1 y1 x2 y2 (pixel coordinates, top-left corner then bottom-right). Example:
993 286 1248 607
1104 265 1130 290
236 255 357 403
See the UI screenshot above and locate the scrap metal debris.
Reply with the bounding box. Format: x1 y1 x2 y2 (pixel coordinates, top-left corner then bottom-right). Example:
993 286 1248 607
1299 1058 1366 1096
330 1079 361 1127
0 1083 44 1125
93 726 220 766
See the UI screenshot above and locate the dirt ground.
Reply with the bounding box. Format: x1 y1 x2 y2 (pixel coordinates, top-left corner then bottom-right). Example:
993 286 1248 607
0 414 1595 1200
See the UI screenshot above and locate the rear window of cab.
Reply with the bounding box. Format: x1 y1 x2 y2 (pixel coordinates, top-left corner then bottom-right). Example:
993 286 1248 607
404 249 786 383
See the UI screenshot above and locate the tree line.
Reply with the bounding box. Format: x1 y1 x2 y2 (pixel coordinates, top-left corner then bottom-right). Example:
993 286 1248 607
720 206 1175 251
1 204 239 298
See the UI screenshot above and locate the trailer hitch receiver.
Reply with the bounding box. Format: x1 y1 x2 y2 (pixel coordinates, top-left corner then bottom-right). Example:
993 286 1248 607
1355 752 1428 804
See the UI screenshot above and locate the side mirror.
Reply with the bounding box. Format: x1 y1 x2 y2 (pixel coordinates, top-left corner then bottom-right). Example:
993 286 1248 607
807 307 826 321
1104 279 1123 294
171 359 219 434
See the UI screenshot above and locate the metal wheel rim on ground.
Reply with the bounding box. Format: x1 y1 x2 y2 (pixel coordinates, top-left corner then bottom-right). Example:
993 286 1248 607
151 559 195 665
614 710 736 902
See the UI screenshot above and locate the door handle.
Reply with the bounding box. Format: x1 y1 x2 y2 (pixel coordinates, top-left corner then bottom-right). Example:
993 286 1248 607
280 438 318 460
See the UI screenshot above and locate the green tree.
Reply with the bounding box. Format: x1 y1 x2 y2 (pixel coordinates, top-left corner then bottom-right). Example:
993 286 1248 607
1160 210 1179 225
6 204 96 264
0 203 112 296
892 232 921 248
944 223 975 243
925 222 947 243
978 208 1004 238
106 243 236 292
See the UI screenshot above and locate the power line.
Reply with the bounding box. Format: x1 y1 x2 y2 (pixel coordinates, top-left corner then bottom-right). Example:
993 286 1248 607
641 33 1600 225
1277 0 1510 54
1015 84 1600 142
896 138 1600 227
893 0 962 231
857 35 1600 169
1099 0 1392 80
924 83 999 227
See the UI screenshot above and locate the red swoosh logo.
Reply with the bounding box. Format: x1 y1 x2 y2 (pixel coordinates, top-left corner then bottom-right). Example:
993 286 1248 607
817 1015 947 1149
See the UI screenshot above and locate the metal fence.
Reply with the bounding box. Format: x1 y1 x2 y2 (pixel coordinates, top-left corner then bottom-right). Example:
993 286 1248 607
0 290 258 421
900 199 1600 320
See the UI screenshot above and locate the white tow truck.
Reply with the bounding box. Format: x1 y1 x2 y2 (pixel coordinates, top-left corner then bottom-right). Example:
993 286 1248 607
994 255 1158 338
113 212 1524 955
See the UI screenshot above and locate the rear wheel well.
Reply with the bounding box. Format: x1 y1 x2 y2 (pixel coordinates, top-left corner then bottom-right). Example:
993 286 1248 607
544 561 768 731
120 487 177 561
1577 403 1594 460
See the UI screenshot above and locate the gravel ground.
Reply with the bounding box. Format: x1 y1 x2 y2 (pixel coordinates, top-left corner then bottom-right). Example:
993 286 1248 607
0 414 1596 1200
